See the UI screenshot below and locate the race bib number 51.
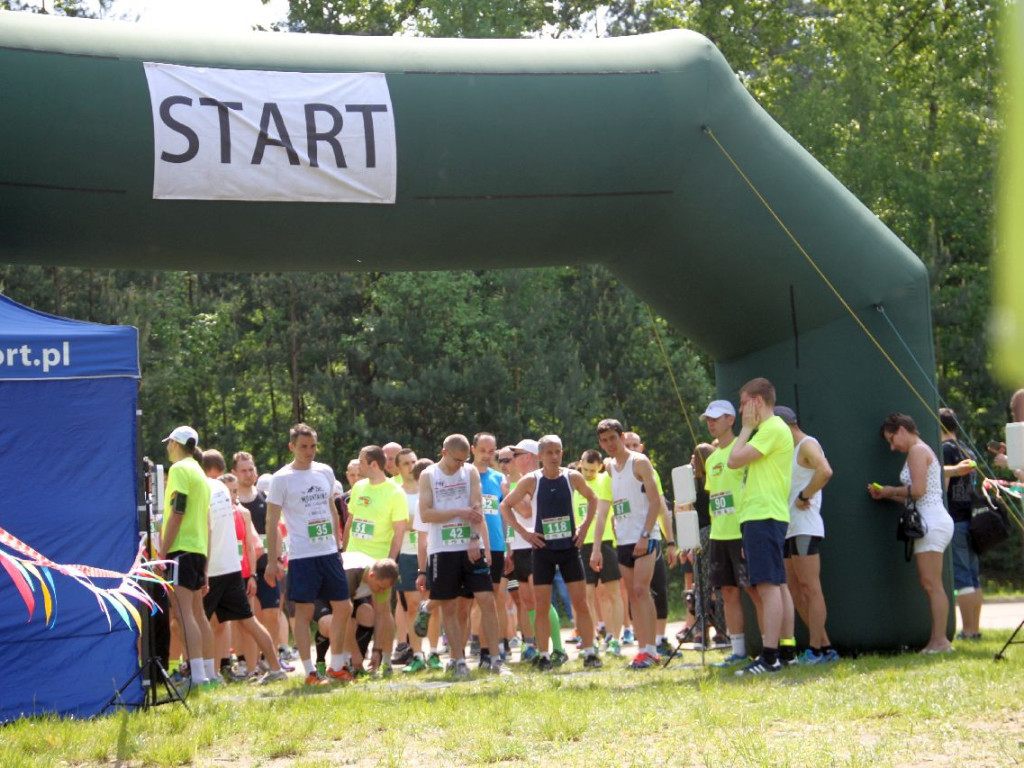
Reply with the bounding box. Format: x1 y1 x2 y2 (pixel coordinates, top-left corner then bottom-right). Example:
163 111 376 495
351 519 375 540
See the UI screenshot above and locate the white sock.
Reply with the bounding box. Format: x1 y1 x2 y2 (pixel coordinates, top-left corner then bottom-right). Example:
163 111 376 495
302 658 315 675
190 658 209 683
645 644 658 656
203 658 216 680
413 652 424 661
731 634 746 657
582 646 595 657
541 652 550 660
656 635 666 644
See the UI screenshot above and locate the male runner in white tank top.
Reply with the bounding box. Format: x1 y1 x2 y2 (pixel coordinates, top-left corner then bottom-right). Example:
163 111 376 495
774 406 837 664
590 419 665 669
419 434 503 677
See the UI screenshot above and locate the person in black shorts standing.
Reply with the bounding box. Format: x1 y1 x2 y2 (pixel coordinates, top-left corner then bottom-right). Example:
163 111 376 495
502 435 602 670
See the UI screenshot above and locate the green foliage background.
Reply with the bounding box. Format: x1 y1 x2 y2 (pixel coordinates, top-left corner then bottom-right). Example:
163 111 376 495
2 0 1020 579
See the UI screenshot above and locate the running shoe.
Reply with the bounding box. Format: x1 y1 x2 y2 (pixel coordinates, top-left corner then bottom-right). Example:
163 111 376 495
488 658 512 676
568 634 583 645
278 656 296 673
326 665 355 683
735 658 782 676
426 653 443 671
469 636 481 657
404 656 427 673
391 643 414 666
629 652 656 669
508 636 522 649
535 655 553 672
377 663 393 678
607 638 622 657
955 632 982 641
712 653 748 668
656 638 673 656
453 660 471 679
521 644 538 663
819 649 841 663
413 603 431 638
675 626 696 644
258 669 289 685
551 649 569 667
582 653 604 669
622 628 636 646
797 649 824 665
304 671 331 686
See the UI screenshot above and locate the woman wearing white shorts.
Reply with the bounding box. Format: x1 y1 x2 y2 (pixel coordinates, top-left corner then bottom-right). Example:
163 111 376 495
868 413 953 654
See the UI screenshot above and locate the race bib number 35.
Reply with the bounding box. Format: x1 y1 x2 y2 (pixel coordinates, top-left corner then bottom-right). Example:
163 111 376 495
541 515 572 540
441 523 471 546
308 520 334 541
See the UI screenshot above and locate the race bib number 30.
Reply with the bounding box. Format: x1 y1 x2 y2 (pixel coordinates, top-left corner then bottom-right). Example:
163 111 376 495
351 519 375 540
613 499 631 518
307 520 334 541
710 492 735 517
541 515 572 540
441 523 471 546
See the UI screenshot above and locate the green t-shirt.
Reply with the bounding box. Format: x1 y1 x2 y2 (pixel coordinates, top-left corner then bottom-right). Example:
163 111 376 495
705 441 745 540
348 479 408 559
573 473 616 545
162 457 211 555
739 416 794 524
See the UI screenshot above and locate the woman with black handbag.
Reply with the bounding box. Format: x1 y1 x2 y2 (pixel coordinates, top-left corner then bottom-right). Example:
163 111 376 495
939 408 984 641
868 413 954 654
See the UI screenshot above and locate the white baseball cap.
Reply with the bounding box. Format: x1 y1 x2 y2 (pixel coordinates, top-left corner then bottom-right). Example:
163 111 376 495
162 425 199 445
513 438 539 455
699 400 736 420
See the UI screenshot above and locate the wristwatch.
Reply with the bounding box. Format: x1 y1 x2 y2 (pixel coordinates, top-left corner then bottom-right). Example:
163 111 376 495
798 491 809 502
470 533 481 541
640 529 651 538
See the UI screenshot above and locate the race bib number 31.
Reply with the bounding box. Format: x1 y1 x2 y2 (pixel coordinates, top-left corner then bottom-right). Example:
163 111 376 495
541 515 572 540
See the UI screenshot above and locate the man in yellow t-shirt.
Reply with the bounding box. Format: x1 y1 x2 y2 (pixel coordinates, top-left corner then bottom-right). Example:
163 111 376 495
344 444 408 674
574 449 624 655
727 377 795 675
156 425 214 688
700 399 757 667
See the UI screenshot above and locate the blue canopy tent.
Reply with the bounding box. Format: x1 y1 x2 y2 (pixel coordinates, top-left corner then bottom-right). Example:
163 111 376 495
0 293 141 722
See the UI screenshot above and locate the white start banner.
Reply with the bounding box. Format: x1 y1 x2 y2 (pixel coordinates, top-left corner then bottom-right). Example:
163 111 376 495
143 63 397 204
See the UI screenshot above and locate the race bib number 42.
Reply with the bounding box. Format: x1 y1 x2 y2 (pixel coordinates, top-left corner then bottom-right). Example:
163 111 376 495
441 523 471 546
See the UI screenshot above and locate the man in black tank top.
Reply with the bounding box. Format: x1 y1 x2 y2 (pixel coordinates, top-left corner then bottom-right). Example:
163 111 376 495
502 435 603 670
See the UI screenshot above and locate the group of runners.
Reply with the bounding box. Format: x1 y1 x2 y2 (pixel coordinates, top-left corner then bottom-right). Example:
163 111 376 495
154 375 838 686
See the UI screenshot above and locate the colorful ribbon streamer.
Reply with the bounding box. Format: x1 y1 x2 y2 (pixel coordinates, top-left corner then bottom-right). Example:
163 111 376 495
0 525 172 632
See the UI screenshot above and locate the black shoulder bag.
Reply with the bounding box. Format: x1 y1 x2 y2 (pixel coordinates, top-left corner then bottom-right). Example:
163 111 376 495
896 487 927 562
968 483 1010 555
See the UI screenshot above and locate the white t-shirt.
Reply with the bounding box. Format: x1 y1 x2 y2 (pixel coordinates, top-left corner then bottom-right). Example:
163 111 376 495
268 461 339 561
787 436 825 539
424 463 474 556
206 477 241 577
401 490 421 556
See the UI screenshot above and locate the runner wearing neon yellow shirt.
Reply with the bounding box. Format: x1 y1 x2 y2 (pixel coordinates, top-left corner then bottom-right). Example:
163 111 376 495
344 445 408 675
574 450 625 654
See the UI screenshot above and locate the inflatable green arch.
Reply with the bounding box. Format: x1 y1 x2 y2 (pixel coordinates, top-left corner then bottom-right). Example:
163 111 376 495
0 12 945 652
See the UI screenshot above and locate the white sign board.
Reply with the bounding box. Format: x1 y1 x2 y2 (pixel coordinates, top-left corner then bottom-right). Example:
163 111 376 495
144 63 397 204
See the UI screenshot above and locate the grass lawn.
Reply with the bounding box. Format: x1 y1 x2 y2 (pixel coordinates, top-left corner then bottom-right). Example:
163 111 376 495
3 633 1023 768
